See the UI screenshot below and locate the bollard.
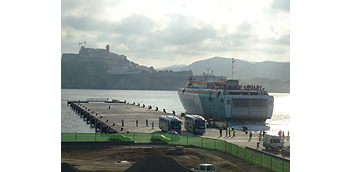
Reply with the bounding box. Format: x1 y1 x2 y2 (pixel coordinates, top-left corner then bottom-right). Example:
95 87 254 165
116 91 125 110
86 115 90 124
90 118 95 127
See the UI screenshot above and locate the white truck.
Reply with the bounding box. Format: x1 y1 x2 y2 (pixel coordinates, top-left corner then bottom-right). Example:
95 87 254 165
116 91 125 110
263 134 284 151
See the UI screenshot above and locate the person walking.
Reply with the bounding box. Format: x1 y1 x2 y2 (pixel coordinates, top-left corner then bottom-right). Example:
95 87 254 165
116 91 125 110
225 127 228 137
249 131 253 141
151 121 154 129
282 131 285 141
146 119 148 126
121 119 124 127
232 127 236 137
259 134 262 141
228 128 231 137
219 128 222 137
136 120 138 127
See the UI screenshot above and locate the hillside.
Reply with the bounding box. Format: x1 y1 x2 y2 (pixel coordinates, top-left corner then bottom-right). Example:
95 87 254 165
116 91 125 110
163 57 290 92
61 53 191 90
172 57 289 80
61 46 289 92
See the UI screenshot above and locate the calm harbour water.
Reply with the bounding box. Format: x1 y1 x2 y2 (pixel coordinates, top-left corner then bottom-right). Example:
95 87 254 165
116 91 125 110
61 89 290 134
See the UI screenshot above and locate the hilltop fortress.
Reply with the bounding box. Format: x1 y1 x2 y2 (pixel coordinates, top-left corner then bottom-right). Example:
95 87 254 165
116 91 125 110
61 45 192 90
62 44 154 74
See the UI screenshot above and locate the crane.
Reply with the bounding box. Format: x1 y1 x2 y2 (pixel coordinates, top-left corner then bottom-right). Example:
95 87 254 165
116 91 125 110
70 41 87 50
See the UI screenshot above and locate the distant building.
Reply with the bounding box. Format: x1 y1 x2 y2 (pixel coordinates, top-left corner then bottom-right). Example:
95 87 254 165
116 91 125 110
106 44 110 54
79 44 110 57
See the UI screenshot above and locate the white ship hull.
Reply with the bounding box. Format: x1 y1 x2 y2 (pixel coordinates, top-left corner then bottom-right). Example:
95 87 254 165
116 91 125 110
178 88 274 123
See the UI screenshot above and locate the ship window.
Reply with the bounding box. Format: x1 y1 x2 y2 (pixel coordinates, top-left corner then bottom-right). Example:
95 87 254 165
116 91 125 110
250 92 258 95
226 100 231 105
241 92 248 95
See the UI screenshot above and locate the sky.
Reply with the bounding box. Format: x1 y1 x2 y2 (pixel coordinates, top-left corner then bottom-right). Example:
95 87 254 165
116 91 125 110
61 0 290 68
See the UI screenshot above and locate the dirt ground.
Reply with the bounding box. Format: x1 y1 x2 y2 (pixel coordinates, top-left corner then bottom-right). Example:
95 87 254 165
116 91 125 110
61 144 270 172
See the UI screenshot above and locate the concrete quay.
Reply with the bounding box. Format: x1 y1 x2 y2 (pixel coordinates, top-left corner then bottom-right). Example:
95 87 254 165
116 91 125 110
68 101 290 160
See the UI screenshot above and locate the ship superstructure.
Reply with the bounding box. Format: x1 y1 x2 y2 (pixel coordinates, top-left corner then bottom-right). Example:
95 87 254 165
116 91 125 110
178 73 274 122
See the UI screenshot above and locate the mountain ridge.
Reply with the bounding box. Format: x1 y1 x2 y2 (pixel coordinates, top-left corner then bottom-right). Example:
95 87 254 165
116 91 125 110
61 45 289 92
162 56 290 81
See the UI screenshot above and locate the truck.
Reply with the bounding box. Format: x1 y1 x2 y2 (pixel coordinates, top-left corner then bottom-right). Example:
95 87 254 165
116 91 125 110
262 134 284 151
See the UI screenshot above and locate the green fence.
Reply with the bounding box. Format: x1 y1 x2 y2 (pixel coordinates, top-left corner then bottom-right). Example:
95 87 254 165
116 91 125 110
62 133 289 172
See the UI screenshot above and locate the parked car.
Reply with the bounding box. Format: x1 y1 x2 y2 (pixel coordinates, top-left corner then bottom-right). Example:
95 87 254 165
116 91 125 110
191 164 216 172
281 146 290 155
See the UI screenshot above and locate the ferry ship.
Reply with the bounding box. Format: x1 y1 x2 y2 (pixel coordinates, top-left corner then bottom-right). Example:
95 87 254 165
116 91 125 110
178 73 274 123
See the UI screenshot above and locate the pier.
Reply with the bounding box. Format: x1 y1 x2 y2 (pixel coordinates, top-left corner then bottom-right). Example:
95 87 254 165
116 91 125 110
67 99 290 161
68 100 173 134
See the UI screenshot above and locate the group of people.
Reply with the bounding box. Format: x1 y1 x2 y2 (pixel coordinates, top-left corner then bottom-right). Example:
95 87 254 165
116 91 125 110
219 127 262 139
226 84 264 90
278 130 289 141
203 84 264 91
219 127 236 137
120 118 155 130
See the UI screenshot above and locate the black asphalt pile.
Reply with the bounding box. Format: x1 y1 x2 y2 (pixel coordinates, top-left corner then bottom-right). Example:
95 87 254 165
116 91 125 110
61 163 79 172
124 154 191 172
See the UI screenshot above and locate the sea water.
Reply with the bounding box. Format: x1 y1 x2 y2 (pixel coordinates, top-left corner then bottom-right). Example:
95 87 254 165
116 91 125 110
61 89 290 134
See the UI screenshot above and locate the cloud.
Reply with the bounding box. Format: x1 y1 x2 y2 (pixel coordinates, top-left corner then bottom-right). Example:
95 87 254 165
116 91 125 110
271 0 290 12
155 14 217 46
62 16 103 31
61 0 290 67
110 14 156 35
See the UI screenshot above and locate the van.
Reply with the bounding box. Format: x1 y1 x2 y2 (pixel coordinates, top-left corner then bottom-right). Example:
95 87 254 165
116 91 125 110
263 134 284 151
191 164 216 172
